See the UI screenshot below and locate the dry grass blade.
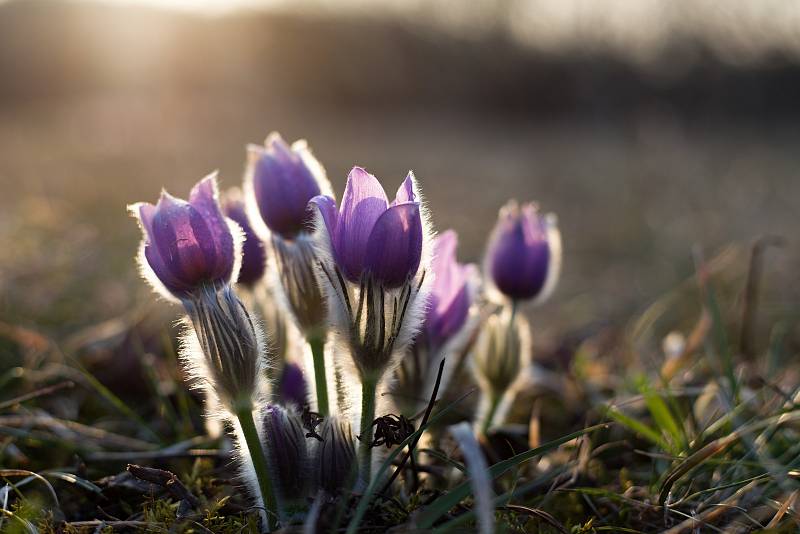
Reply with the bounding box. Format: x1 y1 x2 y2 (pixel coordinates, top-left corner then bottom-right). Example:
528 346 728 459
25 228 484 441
659 433 739 506
0 414 157 451
766 489 798 529
659 480 761 534
0 381 75 411
126 464 199 508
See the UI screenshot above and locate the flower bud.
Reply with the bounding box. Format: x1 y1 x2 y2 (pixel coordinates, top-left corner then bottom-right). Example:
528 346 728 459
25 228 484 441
130 173 239 300
247 132 327 239
470 306 531 398
485 200 561 303
261 404 310 509
312 417 357 495
223 189 267 287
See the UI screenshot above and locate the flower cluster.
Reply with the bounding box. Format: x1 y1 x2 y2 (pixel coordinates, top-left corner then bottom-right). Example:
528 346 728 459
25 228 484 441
129 132 562 531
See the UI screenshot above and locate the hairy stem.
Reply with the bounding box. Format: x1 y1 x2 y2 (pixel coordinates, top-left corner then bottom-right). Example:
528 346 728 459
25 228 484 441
358 376 378 487
236 407 278 531
481 392 501 436
308 334 329 416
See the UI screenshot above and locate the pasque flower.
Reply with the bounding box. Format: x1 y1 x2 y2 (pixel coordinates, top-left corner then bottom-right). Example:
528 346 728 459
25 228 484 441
245 132 333 415
394 230 479 417
223 189 267 287
311 167 429 374
485 200 561 303
249 132 326 239
313 167 423 290
130 175 279 530
311 166 432 486
130 173 240 300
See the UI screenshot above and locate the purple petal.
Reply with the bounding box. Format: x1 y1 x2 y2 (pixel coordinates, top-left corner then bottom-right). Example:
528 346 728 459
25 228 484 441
149 192 217 294
189 176 235 281
309 195 338 241
334 167 388 282
224 196 266 286
426 230 471 346
137 202 157 236
363 202 422 288
392 171 416 206
488 203 551 300
279 362 308 408
252 133 322 237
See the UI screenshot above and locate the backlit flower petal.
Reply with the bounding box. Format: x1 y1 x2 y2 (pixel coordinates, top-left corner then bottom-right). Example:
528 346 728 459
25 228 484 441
363 202 422 288
251 133 323 237
334 167 388 282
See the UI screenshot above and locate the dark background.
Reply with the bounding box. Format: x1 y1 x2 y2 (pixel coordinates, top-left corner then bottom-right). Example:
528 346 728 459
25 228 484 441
1 0 798 353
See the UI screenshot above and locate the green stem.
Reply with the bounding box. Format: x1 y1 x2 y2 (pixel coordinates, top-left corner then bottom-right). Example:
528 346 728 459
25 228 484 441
308 334 329 416
358 376 378 487
236 407 278 531
481 392 501 436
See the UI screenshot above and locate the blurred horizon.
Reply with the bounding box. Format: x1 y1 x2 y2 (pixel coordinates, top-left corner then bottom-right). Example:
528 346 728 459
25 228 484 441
1 0 798 354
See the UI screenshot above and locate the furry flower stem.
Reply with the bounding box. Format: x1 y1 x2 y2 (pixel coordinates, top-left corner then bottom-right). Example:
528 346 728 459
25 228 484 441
480 392 501 436
358 375 378 487
308 334 329 415
235 406 279 531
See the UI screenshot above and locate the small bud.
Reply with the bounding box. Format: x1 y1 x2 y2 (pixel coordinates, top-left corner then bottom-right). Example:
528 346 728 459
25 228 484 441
312 417 357 495
261 404 310 509
471 306 531 399
485 200 561 303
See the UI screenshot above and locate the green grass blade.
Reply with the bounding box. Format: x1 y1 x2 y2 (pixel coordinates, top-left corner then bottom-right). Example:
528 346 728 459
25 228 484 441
604 406 670 451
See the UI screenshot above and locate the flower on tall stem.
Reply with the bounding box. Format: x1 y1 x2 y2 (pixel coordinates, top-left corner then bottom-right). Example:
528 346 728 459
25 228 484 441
129 174 279 530
394 230 480 418
245 132 334 416
310 166 433 487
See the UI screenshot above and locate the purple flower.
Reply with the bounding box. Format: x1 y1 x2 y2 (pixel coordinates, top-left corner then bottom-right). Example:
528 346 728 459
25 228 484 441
223 191 267 287
248 133 327 239
279 362 308 409
312 167 423 288
426 230 476 350
130 173 237 299
485 201 561 303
